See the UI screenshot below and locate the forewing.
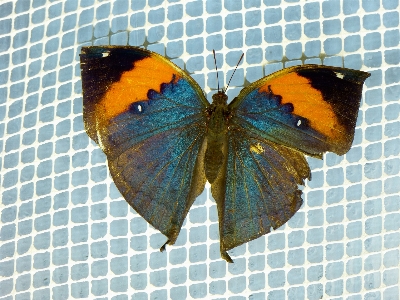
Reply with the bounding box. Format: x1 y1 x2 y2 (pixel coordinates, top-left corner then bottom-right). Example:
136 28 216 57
80 46 208 244
229 65 370 157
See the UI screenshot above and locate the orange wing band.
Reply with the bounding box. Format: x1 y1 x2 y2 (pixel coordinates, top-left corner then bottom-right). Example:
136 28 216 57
261 73 346 144
97 57 181 123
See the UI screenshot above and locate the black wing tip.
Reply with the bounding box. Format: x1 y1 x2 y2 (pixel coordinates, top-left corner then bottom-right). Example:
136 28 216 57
80 46 151 63
294 64 371 84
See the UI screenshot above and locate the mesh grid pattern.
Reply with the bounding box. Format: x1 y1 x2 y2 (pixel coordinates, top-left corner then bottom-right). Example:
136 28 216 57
0 0 399 299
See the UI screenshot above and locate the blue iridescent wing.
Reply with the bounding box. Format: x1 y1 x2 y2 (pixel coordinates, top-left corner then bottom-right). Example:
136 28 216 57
212 65 369 261
80 46 208 246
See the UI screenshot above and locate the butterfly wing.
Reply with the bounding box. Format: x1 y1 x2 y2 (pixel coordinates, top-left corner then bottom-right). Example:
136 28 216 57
212 127 311 262
229 65 371 157
80 46 209 245
213 65 370 261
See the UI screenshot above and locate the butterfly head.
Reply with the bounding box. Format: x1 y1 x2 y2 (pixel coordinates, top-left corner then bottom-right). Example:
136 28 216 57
212 90 228 105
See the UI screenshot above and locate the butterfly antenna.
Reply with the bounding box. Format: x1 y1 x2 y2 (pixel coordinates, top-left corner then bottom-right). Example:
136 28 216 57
213 50 220 92
226 53 244 92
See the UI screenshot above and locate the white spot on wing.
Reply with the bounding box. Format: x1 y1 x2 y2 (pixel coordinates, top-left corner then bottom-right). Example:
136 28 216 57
335 72 344 79
137 104 142 112
297 119 302 126
102 51 110 57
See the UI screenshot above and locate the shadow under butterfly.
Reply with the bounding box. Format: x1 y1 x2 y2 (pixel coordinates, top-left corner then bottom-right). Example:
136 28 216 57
80 46 370 263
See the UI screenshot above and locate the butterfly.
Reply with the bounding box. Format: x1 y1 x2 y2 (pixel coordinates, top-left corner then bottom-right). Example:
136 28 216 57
80 46 370 262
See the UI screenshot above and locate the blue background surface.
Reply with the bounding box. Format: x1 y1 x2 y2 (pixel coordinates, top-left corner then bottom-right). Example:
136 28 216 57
0 0 399 299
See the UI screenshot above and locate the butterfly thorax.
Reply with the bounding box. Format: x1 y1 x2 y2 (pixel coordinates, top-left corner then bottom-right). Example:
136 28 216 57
208 91 230 135
204 91 230 184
